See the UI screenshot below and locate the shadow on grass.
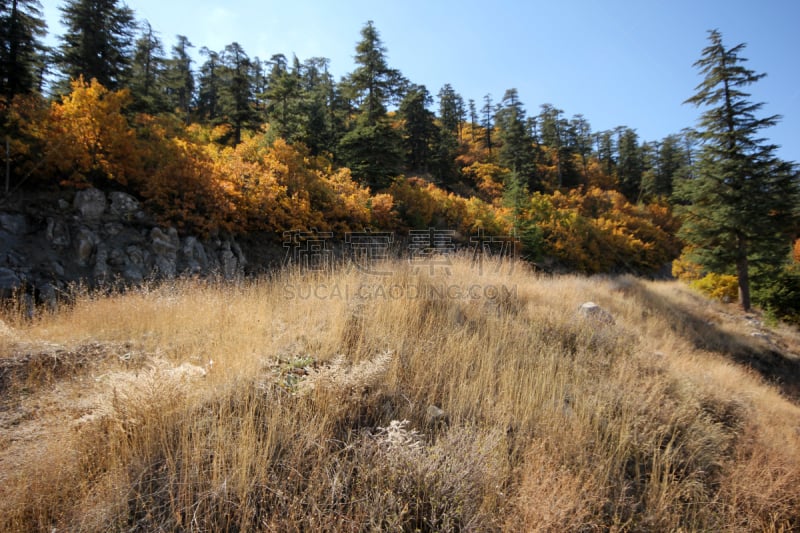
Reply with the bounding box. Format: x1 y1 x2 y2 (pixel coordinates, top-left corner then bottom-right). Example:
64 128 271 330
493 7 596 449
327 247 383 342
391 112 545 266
626 279 800 402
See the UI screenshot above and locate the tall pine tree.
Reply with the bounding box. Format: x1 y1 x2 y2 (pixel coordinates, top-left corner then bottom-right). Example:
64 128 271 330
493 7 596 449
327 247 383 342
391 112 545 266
56 0 135 91
0 0 47 99
677 30 799 311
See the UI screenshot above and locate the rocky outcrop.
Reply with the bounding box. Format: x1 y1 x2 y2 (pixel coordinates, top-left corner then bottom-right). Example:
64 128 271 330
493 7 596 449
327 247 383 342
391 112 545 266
0 188 249 310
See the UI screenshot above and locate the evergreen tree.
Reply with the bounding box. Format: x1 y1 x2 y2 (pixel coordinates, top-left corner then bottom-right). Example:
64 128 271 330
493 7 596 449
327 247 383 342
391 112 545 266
129 20 166 113
163 35 194 120
495 88 537 189
0 0 47 99
344 20 404 125
219 41 257 144
616 126 644 201
338 117 402 190
468 98 478 141
570 114 592 179
56 0 135 90
399 84 437 173
264 53 304 142
438 83 465 141
299 57 344 155
481 93 494 156
677 30 799 311
338 21 404 188
539 104 578 188
196 47 221 121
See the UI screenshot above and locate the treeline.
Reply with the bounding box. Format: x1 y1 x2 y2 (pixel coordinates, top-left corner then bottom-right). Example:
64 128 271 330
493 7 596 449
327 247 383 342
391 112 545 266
3 1 799 318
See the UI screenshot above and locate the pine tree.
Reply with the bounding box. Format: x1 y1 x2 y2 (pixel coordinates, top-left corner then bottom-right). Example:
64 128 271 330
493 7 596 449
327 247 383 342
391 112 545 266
495 88 538 189
219 42 257 145
163 35 194 120
616 126 644 202
56 0 135 91
677 30 799 311
399 84 437 174
338 21 404 188
196 47 221 121
344 20 404 125
481 93 494 156
129 20 166 113
0 0 47 99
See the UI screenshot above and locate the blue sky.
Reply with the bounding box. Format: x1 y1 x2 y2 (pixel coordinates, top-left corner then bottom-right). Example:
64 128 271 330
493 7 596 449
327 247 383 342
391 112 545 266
41 0 799 162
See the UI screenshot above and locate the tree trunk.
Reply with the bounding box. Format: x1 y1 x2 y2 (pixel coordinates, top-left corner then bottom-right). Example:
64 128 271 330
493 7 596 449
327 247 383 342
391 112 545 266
736 237 751 311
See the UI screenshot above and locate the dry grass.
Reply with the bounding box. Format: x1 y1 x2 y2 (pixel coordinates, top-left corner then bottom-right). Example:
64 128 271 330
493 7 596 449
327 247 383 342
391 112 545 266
1 256 799 531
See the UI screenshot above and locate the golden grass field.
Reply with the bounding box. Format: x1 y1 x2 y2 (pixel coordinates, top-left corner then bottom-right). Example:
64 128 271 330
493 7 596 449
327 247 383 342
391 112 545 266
1 256 799 531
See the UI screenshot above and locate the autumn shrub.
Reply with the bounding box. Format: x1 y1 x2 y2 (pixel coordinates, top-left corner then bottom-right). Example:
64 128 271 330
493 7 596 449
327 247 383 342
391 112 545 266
39 78 141 188
528 187 681 273
690 273 739 302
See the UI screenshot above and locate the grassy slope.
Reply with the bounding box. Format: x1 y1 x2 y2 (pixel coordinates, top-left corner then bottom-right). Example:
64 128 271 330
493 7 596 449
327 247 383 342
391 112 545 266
1 257 799 531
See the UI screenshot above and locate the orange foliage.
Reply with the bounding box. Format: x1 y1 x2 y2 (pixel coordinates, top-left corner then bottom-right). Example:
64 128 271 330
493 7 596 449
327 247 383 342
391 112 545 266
388 177 509 237
529 187 680 273
462 162 506 202
42 77 140 187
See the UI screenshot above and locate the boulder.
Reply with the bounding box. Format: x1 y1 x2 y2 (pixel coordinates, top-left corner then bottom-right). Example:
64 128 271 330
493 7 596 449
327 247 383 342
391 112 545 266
151 227 179 278
46 217 71 247
75 228 99 267
93 244 110 282
578 301 615 325
0 267 22 295
38 282 58 312
0 213 27 235
181 236 209 274
73 188 107 219
109 191 142 219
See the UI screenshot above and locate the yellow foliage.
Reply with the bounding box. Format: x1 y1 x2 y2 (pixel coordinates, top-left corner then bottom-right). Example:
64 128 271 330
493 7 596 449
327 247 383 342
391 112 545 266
43 77 139 187
462 162 506 202
672 250 704 281
529 187 681 273
690 273 739 302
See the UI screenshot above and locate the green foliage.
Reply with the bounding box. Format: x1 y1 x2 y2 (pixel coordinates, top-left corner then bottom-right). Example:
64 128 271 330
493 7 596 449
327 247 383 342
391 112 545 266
338 116 402 190
752 265 800 325
677 30 800 310
0 0 47 99
56 0 136 91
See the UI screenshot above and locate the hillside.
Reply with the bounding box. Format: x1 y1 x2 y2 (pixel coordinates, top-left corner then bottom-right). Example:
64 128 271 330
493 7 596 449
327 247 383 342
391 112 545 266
1 257 799 531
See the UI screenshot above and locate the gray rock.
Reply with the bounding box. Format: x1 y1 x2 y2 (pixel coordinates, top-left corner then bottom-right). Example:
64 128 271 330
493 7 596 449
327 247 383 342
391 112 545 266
220 241 238 280
38 282 58 312
0 267 22 294
74 188 107 219
109 191 141 219
75 228 99 267
58 198 71 210
151 227 179 278
425 404 448 426
0 213 27 235
151 227 179 256
108 247 127 269
123 246 146 283
46 217 71 248
103 222 125 237
578 302 615 325
93 244 110 282
181 236 209 273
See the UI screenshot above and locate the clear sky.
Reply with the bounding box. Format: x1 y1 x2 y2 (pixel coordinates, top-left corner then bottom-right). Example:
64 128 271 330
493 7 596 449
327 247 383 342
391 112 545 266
41 0 800 163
